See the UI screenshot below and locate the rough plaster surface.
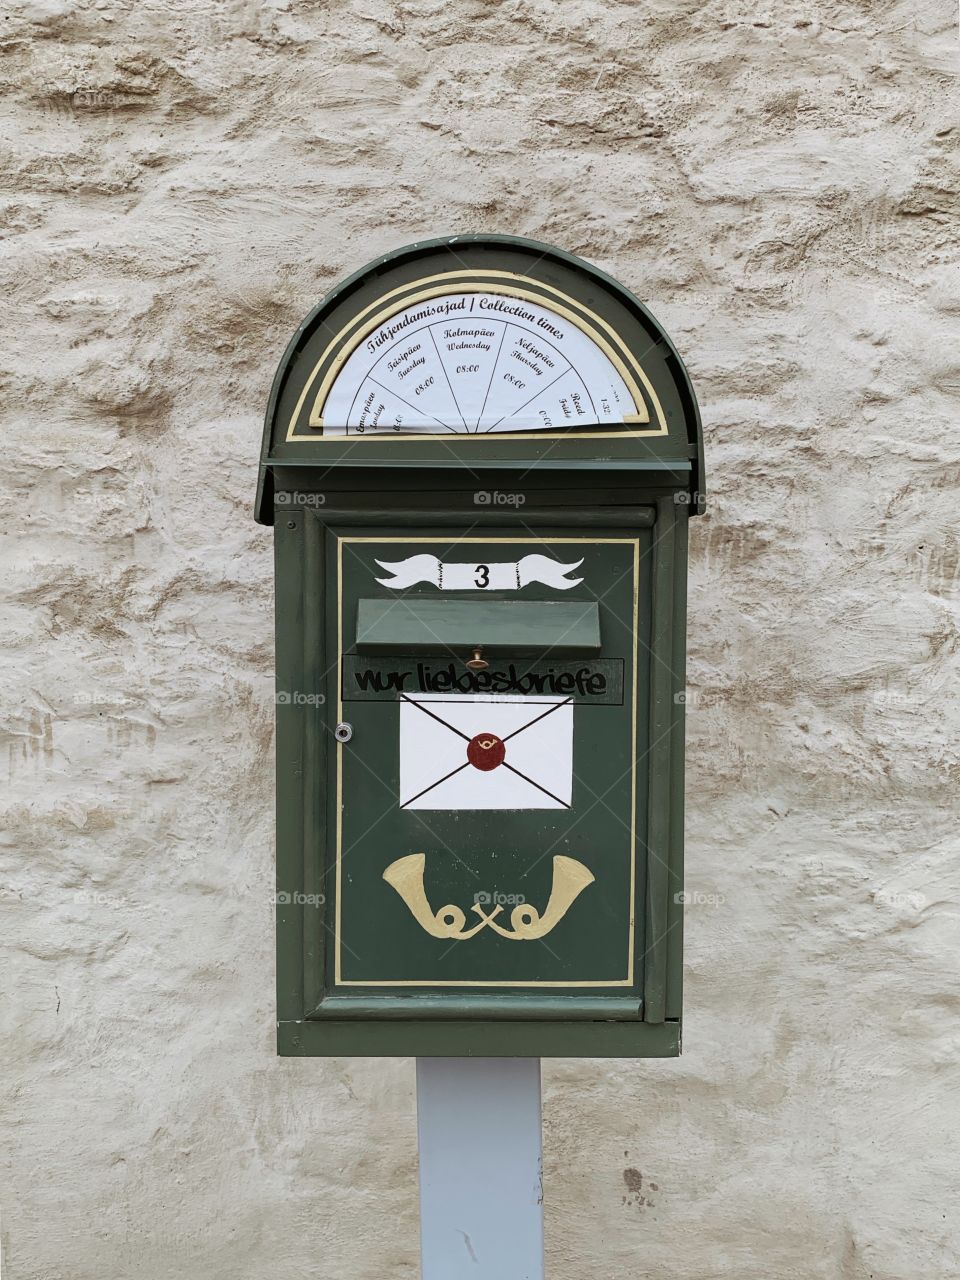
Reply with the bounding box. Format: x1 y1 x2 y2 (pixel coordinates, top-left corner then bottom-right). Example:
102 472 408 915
2 0 959 1276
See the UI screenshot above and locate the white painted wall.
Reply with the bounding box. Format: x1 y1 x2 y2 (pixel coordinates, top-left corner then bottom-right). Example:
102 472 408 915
2 1 958 1276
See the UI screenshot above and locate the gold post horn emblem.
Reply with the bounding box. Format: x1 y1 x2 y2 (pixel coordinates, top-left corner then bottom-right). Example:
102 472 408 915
383 853 593 941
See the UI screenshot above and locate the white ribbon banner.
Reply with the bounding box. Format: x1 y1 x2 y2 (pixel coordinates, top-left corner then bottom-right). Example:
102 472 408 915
374 554 584 591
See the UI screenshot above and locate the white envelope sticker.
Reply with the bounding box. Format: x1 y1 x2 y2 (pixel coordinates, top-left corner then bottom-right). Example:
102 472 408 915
399 694 573 810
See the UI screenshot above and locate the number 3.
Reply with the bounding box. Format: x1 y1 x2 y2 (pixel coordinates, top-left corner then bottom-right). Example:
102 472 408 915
475 564 490 588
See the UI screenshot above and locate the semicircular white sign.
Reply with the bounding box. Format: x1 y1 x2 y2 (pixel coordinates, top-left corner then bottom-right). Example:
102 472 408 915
315 292 646 435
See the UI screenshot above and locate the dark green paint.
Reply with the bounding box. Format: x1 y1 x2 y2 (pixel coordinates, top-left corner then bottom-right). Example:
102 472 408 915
355 598 602 654
278 1018 680 1058
259 237 702 1057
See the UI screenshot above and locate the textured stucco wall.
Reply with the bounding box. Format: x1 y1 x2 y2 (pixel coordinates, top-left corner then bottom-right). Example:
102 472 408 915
2 1 959 1276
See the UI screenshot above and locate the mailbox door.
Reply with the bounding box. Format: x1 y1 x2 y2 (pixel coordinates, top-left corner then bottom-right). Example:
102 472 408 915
323 527 651 1004
274 495 688 1055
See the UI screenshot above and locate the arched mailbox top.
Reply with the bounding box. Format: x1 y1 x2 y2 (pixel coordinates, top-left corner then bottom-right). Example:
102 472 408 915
256 235 704 522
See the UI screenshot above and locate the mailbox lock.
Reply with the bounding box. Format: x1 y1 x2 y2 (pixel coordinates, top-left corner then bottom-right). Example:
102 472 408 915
334 722 354 744
465 647 489 672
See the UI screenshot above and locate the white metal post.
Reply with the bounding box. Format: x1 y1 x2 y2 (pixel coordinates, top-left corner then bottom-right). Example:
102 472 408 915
417 1058 544 1280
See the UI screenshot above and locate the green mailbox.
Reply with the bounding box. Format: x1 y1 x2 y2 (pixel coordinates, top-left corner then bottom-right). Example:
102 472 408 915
255 235 704 1057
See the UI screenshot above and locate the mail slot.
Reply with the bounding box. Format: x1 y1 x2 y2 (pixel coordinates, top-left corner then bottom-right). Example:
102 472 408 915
355 599 602 655
256 234 704 1058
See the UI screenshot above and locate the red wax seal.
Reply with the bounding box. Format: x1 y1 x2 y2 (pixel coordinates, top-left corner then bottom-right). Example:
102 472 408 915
466 732 506 771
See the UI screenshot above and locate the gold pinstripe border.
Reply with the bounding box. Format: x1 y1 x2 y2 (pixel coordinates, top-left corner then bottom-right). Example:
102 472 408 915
333 535 640 989
284 271 669 443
